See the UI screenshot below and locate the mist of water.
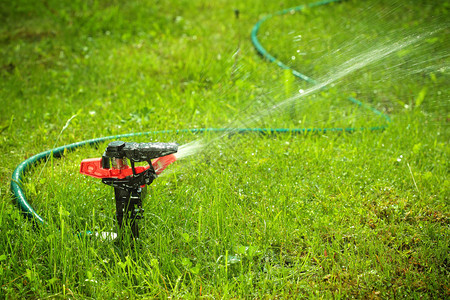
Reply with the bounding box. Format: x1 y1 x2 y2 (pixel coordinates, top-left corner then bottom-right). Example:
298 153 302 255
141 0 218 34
175 139 205 160
174 25 446 161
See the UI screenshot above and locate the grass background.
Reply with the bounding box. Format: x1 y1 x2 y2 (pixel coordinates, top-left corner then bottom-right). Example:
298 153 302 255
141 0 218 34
0 0 448 298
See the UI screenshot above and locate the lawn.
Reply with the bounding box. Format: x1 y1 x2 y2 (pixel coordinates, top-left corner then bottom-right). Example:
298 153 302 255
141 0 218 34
0 0 448 298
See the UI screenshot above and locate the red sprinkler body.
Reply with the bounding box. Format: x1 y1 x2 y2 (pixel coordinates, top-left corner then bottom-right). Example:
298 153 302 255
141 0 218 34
80 141 178 239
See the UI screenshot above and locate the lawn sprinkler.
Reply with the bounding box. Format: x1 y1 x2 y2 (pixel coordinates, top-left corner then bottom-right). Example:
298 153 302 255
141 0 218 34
80 141 178 240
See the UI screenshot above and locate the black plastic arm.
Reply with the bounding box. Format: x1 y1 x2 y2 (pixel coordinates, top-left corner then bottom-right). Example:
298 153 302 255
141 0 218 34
104 141 178 162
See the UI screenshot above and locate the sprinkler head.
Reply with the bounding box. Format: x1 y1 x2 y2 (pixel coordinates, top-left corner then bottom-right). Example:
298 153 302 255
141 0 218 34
80 140 178 240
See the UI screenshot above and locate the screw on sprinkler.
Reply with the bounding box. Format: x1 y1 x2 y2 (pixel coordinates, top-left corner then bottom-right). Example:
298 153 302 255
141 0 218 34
80 141 178 240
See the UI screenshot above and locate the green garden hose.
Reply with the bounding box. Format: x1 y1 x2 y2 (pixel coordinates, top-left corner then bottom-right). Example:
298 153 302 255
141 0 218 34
10 0 391 226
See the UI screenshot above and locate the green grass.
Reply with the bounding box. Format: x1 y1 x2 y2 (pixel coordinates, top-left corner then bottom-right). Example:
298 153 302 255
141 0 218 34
1 0 449 298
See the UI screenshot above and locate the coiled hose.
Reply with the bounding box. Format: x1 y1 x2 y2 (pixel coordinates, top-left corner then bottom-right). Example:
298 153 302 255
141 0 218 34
10 0 390 225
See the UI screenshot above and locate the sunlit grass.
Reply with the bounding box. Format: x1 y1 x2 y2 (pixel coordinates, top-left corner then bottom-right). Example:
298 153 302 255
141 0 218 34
1 0 448 298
